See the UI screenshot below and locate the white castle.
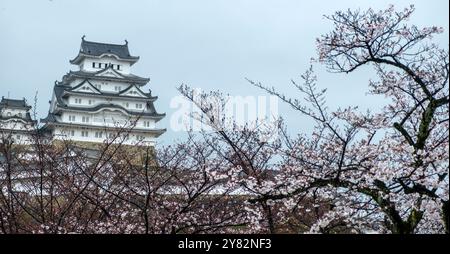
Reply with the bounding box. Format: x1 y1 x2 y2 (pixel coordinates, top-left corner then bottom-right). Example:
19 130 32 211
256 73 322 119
1 37 165 146
0 97 36 144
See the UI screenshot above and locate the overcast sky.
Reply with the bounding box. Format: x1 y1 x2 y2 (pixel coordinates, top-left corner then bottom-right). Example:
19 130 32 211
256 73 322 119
0 0 448 144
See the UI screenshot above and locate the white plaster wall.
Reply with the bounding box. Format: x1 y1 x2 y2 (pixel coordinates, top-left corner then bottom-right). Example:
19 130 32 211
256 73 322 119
0 108 28 118
0 120 34 145
79 56 132 74
60 111 156 130
0 131 34 145
70 78 143 94
0 120 32 130
66 94 150 112
53 126 156 146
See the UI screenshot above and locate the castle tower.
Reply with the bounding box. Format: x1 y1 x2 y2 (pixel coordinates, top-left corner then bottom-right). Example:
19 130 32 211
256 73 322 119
0 97 36 144
41 37 166 146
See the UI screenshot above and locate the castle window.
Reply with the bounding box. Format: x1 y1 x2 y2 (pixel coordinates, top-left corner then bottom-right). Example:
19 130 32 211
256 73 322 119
115 86 121 92
82 116 90 123
92 62 96 68
136 103 143 109
117 65 121 70
95 131 103 138
144 121 151 127
69 115 76 121
75 98 82 104
88 99 94 105
70 130 75 136
81 131 89 137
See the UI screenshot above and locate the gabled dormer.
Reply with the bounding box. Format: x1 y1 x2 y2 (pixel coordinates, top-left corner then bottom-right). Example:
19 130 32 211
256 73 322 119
95 66 124 78
71 80 102 94
120 85 148 98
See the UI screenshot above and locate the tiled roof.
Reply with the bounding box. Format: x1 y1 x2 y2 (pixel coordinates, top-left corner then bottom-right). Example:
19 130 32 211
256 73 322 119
70 37 139 64
0 97 31 109
54 103 165 121
53 83 157 104
61 67 150 85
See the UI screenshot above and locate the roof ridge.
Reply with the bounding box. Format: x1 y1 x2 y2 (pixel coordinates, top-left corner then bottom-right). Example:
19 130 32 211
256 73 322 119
64 69 150 84
70 37 139 65
82 38 128 47
55 102 165 120
0 97 31 108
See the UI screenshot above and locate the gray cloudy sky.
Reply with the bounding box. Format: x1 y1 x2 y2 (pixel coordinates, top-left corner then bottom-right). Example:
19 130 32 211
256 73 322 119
0 0 448 144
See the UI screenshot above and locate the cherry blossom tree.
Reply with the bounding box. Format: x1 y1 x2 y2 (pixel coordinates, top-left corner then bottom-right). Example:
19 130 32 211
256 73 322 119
248 5 448 234
176 85 345 233
0 4 447 235
1 118 253 234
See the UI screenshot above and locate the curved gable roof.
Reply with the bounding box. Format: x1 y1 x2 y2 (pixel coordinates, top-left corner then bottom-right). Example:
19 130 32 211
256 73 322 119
70 37 140 64
62 66 150 85
54 103 166 122
0 97 31 110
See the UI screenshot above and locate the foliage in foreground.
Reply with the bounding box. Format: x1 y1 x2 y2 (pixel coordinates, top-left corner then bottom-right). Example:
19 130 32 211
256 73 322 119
0 5 448 234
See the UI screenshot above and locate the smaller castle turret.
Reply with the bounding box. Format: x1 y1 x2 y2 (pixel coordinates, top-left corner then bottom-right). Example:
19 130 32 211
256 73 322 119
0 97 36 144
